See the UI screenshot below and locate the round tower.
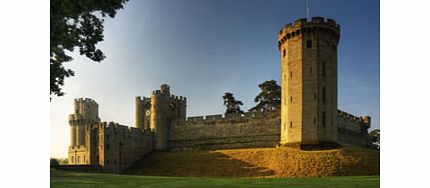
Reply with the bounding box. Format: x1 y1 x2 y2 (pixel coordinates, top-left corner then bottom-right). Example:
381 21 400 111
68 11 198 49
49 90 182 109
69 114 77 146
150 85 170 150
69 98 100 146
361 116 371 129
278 17 340 147
135 96 151 129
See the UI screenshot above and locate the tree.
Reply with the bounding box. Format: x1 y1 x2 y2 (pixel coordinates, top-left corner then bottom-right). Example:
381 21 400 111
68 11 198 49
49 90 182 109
50 0 129 97
368 129 380 150
249 80 281 112
58 158 69 165
223 92 244 114
50 158 60 167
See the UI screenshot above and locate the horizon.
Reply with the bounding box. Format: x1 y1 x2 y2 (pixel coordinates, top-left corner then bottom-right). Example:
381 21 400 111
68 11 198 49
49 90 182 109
50 0 379 158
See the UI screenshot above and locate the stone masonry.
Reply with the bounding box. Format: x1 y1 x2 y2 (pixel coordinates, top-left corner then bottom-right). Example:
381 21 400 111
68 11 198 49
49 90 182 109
66 17 372 173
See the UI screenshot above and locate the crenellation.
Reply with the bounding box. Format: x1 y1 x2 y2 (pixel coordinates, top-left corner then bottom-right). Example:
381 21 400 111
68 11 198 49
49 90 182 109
277 17 340 50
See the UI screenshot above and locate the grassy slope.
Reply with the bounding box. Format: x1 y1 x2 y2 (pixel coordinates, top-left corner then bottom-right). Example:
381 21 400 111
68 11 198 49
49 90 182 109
127 147 379 178
51 170 379 188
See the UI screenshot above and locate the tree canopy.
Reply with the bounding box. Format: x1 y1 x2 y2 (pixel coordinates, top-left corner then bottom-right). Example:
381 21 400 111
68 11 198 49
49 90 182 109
223 92 244 114
50 0 129 97
368 129 380 150
249 80 281 112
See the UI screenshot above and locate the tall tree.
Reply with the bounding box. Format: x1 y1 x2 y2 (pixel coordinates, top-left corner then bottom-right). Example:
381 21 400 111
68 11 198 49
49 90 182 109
368 129 380 150
249 80 281 112
223 92 244 114
50 0 129 97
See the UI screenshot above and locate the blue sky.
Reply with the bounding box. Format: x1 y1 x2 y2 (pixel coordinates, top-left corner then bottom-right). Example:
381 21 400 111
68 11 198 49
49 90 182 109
50 0 379 158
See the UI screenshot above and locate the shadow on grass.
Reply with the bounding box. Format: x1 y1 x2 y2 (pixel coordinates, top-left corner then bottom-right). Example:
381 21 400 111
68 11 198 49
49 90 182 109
126 151 275 178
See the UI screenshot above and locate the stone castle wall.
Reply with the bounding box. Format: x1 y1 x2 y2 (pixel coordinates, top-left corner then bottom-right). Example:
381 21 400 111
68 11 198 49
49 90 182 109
336 110 370 147
168 111 281 151
97 122 155 173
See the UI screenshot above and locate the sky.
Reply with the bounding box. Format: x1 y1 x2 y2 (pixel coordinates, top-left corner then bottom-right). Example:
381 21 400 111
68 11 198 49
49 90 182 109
50 0 380 158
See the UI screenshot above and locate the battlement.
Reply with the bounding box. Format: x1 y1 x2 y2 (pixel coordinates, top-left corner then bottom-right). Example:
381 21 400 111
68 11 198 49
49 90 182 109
135 96 151 103
277 17 340 49
179 110 280 125
99 121 154 134
152 90 162 95
168 94 187 102
74 98 98 105
337 110 371 126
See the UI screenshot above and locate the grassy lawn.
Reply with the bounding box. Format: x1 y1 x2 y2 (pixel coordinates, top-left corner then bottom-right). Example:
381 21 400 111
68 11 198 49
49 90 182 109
51 170 379 188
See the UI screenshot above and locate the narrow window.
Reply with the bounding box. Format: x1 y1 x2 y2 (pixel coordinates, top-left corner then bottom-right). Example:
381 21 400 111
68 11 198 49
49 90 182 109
306 40 312 48
290 121 293 128
290 96 293 102
322 87 326 103
313 92 316 100
290 71 292 78
322 111 326 127
283 49 286 57
322 61 326 75
314 117 316 125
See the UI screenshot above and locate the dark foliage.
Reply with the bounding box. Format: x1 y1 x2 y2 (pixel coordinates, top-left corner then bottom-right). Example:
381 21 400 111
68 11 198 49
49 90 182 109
222 92 244 114
368 129 380 150
50 158 60 167
249 80 281 112
50 0 129 97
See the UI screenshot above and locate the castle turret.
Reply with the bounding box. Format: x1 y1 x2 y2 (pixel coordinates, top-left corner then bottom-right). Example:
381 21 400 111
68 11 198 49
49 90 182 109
135 97 151 129
361 116 371 129
150 86 170 150
149 84 187 150
278 17 340 147
69 98 100 146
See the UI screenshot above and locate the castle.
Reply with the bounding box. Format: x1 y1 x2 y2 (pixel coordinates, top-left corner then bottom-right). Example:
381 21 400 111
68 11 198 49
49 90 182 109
66 17 371 173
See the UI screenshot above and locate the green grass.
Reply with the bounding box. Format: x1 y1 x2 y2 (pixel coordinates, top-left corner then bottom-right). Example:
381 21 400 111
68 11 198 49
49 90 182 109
51 170 379 188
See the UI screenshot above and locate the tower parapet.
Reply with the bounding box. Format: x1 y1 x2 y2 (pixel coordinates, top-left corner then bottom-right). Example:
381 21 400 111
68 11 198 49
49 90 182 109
277 17 340 50
135 96 151 129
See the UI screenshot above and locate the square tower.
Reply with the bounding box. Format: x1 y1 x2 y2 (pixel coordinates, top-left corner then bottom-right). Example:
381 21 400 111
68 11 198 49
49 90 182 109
278 17 340 147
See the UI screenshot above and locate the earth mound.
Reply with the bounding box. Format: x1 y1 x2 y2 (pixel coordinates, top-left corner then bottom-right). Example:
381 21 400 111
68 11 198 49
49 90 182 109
127 147 379 178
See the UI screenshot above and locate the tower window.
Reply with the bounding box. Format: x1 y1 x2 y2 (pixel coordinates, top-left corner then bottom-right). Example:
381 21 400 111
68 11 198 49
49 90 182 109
313 92 316 100
290 121 293 128
322 61 326 75
314 117 316 125
322 87 326 103
322 111 326 127
306 40 312 48
290 96 293 102
283 49 286 57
